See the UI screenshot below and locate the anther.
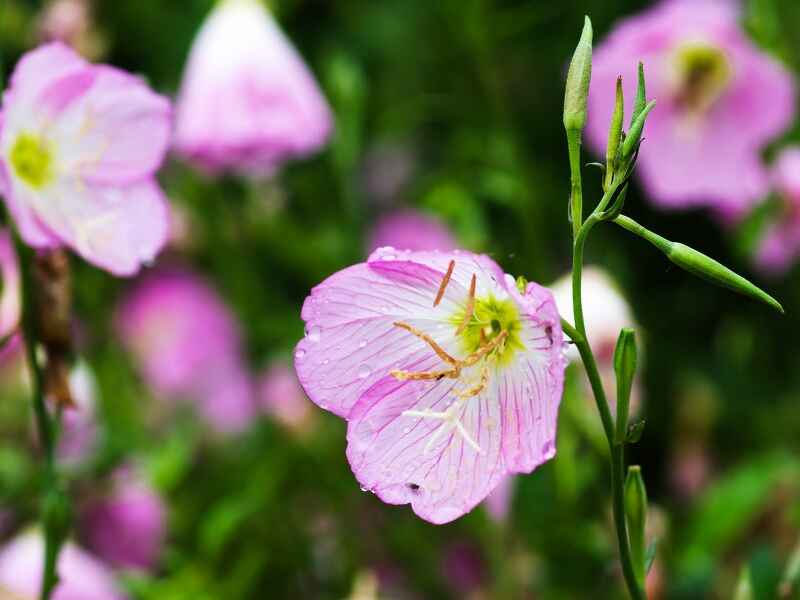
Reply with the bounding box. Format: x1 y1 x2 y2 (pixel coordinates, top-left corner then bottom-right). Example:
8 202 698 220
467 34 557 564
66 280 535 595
393 321 458 365
433 260 455 307
455 274 477 335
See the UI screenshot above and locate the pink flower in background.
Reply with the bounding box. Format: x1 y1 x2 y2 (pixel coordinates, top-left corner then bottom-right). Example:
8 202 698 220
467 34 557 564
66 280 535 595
258 361 314 432
0 43 172 275
587 0 795 220
441 542 487 596
756 147 800 275
174 0 333 176
115 270 254 433
57 362 99 465
484 475 514 523
0 229 20 340
80 466 166 572
367 211 458 254
0 531 125 600
295 248 566 523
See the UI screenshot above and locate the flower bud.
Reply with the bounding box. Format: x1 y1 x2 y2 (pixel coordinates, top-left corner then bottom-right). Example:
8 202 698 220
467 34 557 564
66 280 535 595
604 77 624 190
563 16 593 133
734 565 754 600
621 99 656 160
614 215 784 313
624 465 648 586
631 62 647 127
613 328 637 444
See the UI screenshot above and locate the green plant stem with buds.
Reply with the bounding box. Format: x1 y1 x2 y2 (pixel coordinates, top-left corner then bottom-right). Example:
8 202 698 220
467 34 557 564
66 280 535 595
12 231 67 600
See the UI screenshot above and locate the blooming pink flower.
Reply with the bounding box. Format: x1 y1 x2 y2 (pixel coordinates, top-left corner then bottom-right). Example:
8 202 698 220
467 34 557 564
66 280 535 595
0 229 20 340
0 531 125 600
80 466 166 572
115 270 254 433
756 147 800 275
587 0 795 220
295 248 566 524
0 43 171 275
257 361 314 432
367 211 458 254
174 0 333 175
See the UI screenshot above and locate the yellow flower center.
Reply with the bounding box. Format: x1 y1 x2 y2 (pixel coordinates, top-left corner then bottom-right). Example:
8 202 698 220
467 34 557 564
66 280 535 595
10 133 54 189
452 295 523 367
673 42 731 114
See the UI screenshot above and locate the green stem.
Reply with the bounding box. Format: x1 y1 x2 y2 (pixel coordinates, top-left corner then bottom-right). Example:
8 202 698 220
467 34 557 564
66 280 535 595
568 209 645 599
567 129 583 239
11 233 63 600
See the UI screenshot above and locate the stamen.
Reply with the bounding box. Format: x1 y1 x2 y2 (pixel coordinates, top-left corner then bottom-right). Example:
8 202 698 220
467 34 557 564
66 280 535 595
456 274 477 335
462 330 508 368
457 365 490 399
394 321 458 365
455 420 481 453
433 260 455 307
391 367 459 381
401 409 448 419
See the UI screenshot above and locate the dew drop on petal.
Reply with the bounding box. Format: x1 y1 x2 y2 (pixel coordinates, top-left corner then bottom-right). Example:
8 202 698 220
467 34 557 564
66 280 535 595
402 427 411 434
307 325 321 343
359 340 367 349
323 359 330 365
357 364 372 379
541 440 556 460
295 349 306 360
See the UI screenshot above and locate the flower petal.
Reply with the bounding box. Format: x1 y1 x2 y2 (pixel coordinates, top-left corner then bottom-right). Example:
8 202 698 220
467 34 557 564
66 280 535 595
51 65 172 185
33 177 168 276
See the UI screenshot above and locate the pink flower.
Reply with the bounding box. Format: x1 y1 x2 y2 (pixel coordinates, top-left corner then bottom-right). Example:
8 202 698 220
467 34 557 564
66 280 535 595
484 475 514 523
440 541 487 596
257 361 314 432
756 147 800 275
586 0 795 220
0 43 172 275
367 211 458 254
57 361 99 465
80 466 166 572
174 0 333 176
115 270 254 433
295 248 566 524
0 531 126 600
0 229 20 340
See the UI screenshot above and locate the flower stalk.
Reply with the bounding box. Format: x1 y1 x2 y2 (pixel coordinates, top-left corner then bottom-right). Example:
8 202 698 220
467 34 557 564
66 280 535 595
11 231 70 600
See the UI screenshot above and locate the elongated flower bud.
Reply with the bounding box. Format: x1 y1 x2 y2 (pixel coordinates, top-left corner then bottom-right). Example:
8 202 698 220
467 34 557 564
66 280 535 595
624 466 647 586
614 215 784 313
613 328 637 444
622 99 656 160
631 62 647 127
563 16 593 133
604 77 624 190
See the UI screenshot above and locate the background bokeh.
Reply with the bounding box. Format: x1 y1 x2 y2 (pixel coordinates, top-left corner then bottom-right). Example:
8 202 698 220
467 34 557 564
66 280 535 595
1 0 800 598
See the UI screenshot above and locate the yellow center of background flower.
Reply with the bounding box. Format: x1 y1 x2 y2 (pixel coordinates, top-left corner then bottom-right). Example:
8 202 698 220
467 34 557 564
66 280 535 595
674 42 731 114
10 133 54 189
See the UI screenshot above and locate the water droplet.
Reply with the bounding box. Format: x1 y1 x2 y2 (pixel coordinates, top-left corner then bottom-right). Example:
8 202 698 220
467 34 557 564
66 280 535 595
295 349 306 360
323 359 330 365
359 340 367 349
307 325 321 343
402 427 411 434
357 364 372 379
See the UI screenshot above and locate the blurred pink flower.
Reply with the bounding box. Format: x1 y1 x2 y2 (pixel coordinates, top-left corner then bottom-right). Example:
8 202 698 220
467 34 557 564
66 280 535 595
38 0 103 59
257 361 314 432
367 211 458 254
80 466 166 572
57 361 99 466
0 229 20 340
174 0 332 176
295 248 565 524
0 531 125 600
0 43 172 275
756 147 800 275
441 541 487 597
587 0 795 220
484 475 514 523
115 270 254 433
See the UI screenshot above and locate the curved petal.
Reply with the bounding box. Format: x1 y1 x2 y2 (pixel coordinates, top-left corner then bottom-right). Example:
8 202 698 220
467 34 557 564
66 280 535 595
32 177 169 276
295 255 469 418
51 65 172 185
346 364 507 524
